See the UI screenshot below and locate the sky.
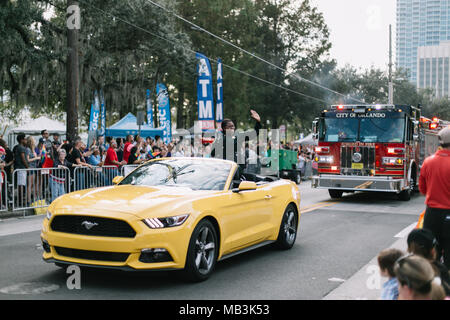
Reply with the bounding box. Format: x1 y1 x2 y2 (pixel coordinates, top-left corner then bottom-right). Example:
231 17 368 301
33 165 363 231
311 0 396 71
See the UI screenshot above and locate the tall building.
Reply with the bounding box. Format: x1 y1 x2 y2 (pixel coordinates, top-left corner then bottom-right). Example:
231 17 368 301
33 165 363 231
417 41 450 97
396 0 450 84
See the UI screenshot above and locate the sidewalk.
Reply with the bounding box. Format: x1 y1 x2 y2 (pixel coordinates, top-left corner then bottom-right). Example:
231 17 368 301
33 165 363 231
323 223 416 300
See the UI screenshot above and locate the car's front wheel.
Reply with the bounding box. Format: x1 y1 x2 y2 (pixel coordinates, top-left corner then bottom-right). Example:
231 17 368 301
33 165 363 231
274 204 298 250
183 219 218 282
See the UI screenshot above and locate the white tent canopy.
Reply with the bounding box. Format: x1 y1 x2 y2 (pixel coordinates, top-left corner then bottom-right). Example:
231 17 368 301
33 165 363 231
293 133 317 145
8 116 66 147
11 116 66 134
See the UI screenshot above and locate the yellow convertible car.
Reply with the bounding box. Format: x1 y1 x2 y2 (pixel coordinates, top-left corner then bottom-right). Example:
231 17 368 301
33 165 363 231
41 158 301 281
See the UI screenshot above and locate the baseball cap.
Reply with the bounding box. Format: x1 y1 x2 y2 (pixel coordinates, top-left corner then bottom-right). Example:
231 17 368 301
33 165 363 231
438 125 450 146
407 228 438 250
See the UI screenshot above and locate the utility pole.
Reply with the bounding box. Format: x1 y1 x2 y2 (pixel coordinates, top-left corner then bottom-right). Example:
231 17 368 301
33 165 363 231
388 24 394 105
66 0 80 142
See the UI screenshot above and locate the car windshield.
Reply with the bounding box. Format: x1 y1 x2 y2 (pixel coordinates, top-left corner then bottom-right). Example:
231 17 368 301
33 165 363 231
119 159 232 191
321 118 359 142
359 118 405 142
320 115 406 143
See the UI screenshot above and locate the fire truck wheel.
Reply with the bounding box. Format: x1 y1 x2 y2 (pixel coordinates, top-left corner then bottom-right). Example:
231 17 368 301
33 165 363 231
398 189 411 201
291 171 301 185
328 189 343 199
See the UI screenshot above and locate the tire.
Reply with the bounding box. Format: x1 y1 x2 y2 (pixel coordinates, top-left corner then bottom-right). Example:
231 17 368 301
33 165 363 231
274 204 298 250
182 219 218 282
291 171 301 185
328 189 343 199
398 189 411 201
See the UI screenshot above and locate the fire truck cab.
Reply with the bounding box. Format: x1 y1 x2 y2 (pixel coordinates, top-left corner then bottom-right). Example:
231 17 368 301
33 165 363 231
311 104 448 201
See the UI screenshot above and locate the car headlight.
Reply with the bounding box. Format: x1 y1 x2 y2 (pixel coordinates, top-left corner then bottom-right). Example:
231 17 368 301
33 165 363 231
143 214 189 229
46 210 52 220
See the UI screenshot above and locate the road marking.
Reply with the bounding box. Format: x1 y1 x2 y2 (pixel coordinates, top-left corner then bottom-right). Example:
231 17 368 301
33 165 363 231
301 202 338 214
394 222 417 238
0 282 60 295
328 277 346 283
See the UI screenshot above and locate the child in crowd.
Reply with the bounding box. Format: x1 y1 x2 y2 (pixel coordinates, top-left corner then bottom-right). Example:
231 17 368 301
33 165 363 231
377 248 404 300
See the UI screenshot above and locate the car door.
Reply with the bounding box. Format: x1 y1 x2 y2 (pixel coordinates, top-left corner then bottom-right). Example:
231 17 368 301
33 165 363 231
219 178 274 254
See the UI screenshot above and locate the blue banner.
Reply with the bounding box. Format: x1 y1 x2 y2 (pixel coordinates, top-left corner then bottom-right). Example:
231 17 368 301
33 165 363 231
99 90 106 139
196 52 215 131
88 92 100 146
146 89 154 128
156 83 172 144
216 58 223 127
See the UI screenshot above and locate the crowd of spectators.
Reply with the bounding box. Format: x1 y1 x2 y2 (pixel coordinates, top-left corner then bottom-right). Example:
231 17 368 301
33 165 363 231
1 128 316 208
377 228 450 300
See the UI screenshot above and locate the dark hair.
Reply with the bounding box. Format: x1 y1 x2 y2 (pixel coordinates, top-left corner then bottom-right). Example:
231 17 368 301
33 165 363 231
221 119 234 131
155 135 161 141
41 129 48 135
378 248 404 278
17 133 26 143
0 138 6 148
153 146 161 152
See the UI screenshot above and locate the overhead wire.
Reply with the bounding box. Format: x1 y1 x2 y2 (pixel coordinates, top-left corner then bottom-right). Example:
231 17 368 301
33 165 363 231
145 0 364 104
75 0 330 104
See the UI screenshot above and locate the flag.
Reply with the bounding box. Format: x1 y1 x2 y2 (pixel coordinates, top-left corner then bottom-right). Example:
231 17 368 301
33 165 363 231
88 91 100 146
196 52 215 131
99 90 106 139
156 83 172 144
146 89 154 128
216 58 223 127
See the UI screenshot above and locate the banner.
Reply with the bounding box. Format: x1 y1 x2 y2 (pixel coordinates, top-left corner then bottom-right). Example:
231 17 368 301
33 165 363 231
88 94 100 146
146 89 154 128
216 58 223 127
196 52 215 131
156 83 172 144
99 90 106 139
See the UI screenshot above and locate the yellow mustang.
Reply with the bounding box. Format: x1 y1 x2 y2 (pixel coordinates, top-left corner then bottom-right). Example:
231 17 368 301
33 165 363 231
41 158 301 281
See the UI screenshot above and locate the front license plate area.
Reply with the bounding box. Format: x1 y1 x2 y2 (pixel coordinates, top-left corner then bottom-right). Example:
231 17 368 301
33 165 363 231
351 163 363 169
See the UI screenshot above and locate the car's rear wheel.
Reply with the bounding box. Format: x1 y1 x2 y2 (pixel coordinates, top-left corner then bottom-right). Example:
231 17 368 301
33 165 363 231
183 219 218 282
274 204 298 250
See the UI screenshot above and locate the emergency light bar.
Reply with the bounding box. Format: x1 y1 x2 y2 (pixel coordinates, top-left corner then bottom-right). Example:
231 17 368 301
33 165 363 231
330 104 396 111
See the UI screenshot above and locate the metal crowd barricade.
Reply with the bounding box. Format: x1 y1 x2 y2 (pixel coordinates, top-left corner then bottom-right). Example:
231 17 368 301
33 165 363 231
120 164 139 177
72 165 120 191
0 169 7 212
12 167 71 212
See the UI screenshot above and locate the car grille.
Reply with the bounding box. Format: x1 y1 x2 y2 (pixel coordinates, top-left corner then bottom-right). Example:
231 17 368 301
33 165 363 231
50 215 136 238
340 145 375 176
54 247 130 262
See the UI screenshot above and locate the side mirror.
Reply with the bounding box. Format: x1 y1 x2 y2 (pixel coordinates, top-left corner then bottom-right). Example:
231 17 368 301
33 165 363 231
112 176 124 185
232 181 257 193
312 118 319 140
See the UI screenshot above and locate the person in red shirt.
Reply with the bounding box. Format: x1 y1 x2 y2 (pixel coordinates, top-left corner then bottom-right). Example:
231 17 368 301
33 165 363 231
419 125 450 268
104 139 126 184
123 135 134 163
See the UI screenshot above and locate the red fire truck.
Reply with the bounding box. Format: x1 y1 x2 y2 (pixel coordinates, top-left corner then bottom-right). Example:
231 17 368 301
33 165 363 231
311 104 450 201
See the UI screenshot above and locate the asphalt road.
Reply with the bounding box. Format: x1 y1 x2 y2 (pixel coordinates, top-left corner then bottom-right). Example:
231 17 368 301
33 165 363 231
0 182 424 300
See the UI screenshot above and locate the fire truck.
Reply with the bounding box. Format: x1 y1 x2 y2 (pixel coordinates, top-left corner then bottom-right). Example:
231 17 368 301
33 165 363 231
311 104 450 201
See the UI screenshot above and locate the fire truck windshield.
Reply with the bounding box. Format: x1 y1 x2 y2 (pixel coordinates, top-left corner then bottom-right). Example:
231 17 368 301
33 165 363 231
359 118 405 143
320 116 406 143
